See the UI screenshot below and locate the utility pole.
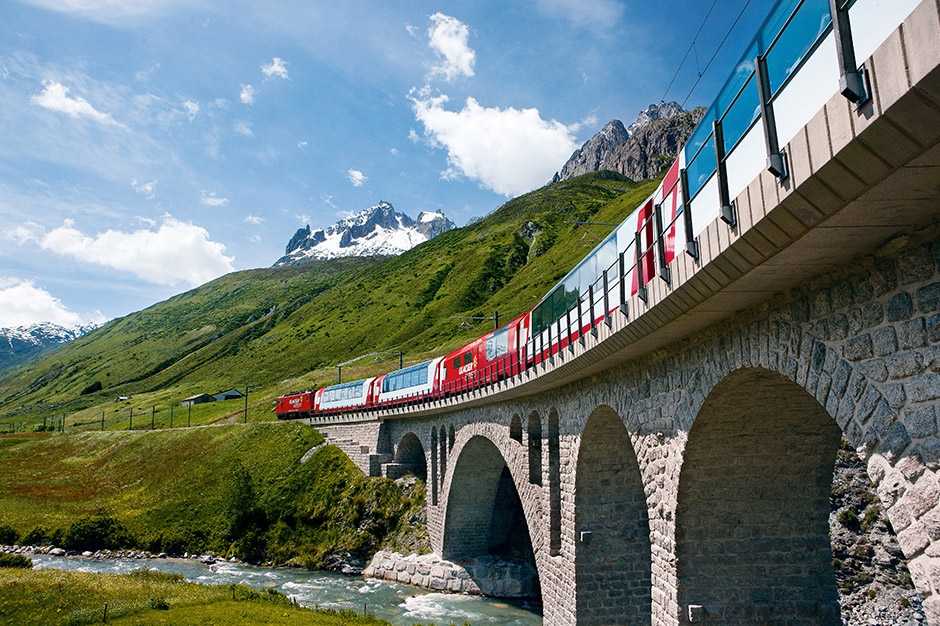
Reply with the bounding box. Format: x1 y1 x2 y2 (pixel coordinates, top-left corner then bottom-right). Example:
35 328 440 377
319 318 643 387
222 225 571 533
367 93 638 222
244 384 249 424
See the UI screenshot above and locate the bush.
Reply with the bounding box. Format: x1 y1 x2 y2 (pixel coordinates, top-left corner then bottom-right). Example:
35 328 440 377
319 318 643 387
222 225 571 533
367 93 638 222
63 516 133 552
0 523 18 545
20 527 61 547
837 508 860 531
80 380 103 395
0 553 32 568
148 596 170 610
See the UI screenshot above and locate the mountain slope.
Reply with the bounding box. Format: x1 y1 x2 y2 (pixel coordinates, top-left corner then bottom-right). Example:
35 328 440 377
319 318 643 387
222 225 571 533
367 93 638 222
0 173 658 424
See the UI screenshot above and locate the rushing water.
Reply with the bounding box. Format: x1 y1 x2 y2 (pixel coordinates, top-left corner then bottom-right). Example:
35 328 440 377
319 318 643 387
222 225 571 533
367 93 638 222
30 554 542 626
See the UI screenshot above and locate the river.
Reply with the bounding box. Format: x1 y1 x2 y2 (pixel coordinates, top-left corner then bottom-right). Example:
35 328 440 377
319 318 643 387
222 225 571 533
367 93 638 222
30 554 543 626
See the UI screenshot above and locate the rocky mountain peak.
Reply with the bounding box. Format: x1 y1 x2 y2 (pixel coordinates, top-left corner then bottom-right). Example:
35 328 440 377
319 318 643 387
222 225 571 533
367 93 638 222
553 102 703 184
275 201 455 267
626 101 686 137
553 120 630 183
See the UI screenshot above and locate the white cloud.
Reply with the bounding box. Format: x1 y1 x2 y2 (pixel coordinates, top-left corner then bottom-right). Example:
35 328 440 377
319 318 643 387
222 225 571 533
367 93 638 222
261 57 289 80
200 190 228 207
297 140 308 149
347 169 367 187
409 88 579 197
131 179 156 199
183 100 199 120
390 147 399 156
30 80 125 127
244 215 264 225
296 213 311 225
535 0 625 29
0 278 85 327
427 13 475 81
408 129 420 144
37 217 234 287
234 120 254 137
240 84 256 104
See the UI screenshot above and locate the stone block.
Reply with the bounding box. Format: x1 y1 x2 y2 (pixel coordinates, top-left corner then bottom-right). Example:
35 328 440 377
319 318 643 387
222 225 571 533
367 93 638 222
899 317 928 349
908 373 940 402
887 292 915 321
873 326 898 357
887 351 926 379
906 405 939 439
872 28 912 115
918 283 940 313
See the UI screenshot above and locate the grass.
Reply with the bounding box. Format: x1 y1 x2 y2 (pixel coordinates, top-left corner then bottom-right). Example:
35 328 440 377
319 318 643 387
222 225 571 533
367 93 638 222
0 567 391 626
0 423 426 565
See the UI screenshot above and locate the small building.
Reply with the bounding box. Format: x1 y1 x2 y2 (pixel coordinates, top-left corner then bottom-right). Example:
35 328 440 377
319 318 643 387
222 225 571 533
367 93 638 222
182 393 215 407
213 388 245 402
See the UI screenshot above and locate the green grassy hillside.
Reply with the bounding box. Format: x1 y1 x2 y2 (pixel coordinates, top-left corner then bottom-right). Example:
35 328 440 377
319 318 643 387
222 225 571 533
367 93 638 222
0 424 425 566
0 172 658 429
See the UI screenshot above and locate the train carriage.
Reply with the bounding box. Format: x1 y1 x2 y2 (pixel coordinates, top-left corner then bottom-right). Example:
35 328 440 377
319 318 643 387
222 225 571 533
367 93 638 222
316 377 380 413
439 313 529 395
376 358 444 407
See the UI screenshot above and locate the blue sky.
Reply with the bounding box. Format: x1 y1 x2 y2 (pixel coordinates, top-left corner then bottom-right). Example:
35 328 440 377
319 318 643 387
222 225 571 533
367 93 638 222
0 0 772 328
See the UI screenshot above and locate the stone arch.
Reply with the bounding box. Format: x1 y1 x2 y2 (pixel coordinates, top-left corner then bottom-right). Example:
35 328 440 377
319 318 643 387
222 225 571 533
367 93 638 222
509 414 523 443
574 404 650 625
527 411 542 485
675 367 842 625
394 431 427 482
441 434 537 569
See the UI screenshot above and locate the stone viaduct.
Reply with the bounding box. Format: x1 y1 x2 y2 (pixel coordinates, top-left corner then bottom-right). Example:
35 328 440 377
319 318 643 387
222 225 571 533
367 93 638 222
313 1 940 624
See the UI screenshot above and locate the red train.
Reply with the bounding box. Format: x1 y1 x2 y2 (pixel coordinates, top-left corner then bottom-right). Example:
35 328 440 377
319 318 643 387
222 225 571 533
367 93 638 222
276 159 685 419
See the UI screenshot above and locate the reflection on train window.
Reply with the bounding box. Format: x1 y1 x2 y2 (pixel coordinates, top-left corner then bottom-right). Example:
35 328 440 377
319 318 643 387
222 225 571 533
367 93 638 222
485 328 509 361
323 381 364 403
383 363 429 392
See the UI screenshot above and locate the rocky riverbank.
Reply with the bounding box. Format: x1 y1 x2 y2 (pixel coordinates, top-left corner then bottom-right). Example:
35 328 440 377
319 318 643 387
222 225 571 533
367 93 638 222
364 550 538 598
0 543 232 565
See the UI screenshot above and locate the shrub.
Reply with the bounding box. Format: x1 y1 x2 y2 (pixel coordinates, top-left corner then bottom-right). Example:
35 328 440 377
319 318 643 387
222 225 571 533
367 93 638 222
20 527 61 547
148 596 170 610
837 508 860 531
63 516 133 552
80 380 103 395
0 553 32 568
0 523 18 545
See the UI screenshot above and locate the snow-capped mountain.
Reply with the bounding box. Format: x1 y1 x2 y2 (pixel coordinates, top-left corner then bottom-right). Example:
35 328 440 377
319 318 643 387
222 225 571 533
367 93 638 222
275 201 456 266
0 322 97 373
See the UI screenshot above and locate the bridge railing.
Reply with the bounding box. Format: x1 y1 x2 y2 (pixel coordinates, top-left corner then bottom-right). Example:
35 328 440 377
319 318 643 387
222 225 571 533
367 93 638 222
313 0 921 422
